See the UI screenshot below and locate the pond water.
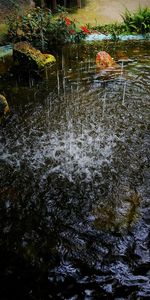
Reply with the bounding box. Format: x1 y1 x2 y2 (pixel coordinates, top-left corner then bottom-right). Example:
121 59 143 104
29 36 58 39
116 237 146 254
0 40 150 299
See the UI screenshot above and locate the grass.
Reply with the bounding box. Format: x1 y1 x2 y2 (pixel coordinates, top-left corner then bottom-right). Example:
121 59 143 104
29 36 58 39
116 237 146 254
122 7 150 34
89 23 125 38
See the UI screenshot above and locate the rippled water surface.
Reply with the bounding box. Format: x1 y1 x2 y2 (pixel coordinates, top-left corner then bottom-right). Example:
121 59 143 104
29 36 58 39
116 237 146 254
0 41 150 299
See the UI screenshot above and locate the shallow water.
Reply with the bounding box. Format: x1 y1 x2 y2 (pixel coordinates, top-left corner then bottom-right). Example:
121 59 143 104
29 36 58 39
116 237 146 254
0 40 150 299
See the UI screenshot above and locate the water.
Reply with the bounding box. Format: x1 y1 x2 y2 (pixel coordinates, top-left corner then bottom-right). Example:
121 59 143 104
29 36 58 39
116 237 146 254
0 40 150 299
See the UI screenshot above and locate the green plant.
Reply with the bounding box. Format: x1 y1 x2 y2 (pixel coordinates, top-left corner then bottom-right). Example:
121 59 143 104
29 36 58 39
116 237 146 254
7 8 91 48
89 8 150 38
54 5 68 14
7 7 52 49
122 7 150 34
46 15 91 45
46 15 77 44
90 23 125 39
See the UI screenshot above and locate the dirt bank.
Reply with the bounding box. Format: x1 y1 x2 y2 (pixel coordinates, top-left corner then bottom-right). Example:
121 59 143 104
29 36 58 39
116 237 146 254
69 0 150 25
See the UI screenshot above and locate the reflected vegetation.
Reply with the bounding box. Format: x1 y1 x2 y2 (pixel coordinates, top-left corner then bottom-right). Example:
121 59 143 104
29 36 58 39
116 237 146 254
0 40 150 299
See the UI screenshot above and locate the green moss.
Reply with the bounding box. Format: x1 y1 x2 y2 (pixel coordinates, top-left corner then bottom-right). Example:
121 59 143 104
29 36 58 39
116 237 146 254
13 42 56 69
0 23 8 34
39 54 56 67
0 23 8 44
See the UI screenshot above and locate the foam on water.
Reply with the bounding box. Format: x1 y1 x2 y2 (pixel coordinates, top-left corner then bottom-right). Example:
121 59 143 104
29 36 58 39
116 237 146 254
0 119 116 182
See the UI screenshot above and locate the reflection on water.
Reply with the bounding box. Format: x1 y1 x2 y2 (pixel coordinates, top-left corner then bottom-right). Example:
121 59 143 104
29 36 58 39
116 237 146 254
0 41 150 299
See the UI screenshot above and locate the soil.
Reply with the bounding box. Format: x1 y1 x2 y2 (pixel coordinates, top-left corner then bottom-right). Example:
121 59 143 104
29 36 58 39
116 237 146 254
69 0 150 25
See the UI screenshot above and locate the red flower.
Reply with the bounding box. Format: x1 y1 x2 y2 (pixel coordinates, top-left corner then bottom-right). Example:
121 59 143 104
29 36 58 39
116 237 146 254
65 17 71 27
69 29 76 34
81 26 90 34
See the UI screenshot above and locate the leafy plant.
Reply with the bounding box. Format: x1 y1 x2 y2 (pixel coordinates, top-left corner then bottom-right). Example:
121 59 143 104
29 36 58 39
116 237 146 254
89 23 125 40
122 7 150 34
54 5 68 14
7 7 52 49
46 15 91 45
7 8 91 48
89 7 150 39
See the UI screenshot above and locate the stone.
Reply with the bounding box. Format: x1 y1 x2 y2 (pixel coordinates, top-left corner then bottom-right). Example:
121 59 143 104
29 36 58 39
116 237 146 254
96 51 118 69
95 50 125 81
0 94 10 122
13 42 56 70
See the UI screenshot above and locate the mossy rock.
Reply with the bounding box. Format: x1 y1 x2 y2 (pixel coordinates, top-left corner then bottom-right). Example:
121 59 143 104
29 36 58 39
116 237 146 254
0 94 10 122
13 42 56 70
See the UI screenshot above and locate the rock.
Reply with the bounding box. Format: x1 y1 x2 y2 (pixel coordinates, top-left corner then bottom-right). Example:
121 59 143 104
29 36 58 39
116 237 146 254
95 51 126 81
13 42 56 70
96 51 118 69
0 94 10 122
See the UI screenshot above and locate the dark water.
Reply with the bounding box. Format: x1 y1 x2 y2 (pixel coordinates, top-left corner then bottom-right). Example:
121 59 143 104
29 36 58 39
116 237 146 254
0 41 150 299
